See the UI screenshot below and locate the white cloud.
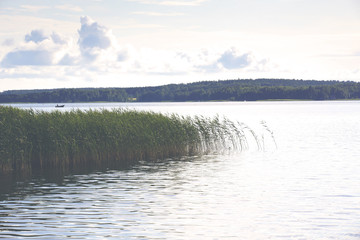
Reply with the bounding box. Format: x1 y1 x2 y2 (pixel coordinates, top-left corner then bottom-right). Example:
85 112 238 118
78 16 112 49
117 50 129 62
217 48 252 69
25 30 49 43
2 49 54 66
78 16 118 62
1 15 358 92
59 54 78 65
0 15 79 43
193 48 256 72
1 16 124 68
2 29 74 67
51 32 68 45
0 21 280 78
2 38 15 46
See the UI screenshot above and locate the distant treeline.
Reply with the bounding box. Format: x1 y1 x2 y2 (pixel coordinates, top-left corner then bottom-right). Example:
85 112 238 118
1 79 360 103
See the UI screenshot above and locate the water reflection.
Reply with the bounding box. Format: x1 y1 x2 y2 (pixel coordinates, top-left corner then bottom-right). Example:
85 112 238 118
2 101 360 239
1 151 360 239
0 157 214 238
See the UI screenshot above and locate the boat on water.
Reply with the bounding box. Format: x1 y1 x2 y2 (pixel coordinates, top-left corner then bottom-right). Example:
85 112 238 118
55 104 65 108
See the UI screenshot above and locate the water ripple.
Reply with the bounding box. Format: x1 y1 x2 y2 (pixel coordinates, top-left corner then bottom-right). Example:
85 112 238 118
2 102 360 239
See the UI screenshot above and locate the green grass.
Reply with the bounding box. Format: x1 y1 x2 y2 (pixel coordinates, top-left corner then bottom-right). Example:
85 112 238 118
0 106 254 175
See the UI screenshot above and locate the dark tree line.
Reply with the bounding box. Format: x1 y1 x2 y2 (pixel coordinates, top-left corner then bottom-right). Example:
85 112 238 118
1 79 360 103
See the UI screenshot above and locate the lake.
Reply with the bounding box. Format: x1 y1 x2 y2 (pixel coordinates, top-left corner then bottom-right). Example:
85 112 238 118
1 101 360 239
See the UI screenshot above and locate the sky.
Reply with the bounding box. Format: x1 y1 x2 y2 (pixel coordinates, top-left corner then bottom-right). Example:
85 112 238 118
0 0 359 91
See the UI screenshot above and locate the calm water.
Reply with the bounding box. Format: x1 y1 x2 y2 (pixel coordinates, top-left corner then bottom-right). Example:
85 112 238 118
1 101 360 239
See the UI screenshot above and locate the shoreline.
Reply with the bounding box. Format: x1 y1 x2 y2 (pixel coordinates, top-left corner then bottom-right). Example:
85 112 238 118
1 98 360 105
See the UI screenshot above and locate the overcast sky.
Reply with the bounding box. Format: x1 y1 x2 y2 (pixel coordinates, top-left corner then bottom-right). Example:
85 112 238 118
0 0 359 91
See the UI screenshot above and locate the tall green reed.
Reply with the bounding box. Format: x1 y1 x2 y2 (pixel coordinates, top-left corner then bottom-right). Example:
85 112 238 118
0 106 258 175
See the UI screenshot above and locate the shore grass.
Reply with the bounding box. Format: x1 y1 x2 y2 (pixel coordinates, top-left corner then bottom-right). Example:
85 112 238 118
0 106 253 175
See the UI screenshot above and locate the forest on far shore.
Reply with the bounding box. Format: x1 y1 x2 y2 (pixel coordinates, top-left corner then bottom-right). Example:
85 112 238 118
1 79 360 103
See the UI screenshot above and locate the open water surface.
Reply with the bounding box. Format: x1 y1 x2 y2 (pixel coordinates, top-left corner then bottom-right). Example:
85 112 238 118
1 101 360 239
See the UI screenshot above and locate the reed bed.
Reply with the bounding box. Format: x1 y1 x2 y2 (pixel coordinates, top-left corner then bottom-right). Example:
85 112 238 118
0 106 255 175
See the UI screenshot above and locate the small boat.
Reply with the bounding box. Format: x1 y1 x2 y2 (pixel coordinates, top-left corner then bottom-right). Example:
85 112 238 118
55 104 65 108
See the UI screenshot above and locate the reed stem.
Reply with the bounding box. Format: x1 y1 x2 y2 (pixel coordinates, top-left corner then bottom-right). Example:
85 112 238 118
0 106 255 175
